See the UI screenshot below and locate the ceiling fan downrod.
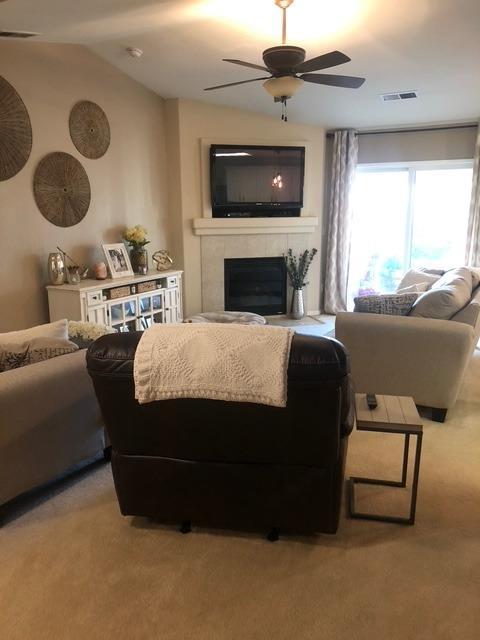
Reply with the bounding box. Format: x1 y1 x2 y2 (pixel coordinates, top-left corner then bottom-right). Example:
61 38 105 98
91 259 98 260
275 0 294 45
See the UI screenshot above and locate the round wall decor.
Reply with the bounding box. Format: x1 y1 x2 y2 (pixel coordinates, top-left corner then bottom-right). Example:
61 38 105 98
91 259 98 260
0 75 33 181
33 152 91 227
69 100 110 159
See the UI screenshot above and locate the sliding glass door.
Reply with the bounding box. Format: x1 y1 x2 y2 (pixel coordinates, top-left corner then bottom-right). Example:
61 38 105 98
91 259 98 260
347 161 473 306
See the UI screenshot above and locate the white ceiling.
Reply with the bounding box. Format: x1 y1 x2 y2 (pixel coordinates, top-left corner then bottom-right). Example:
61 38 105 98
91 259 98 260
1 0 480 129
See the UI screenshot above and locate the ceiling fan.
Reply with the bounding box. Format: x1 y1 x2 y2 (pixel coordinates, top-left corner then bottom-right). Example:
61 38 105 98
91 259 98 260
205 0 365 120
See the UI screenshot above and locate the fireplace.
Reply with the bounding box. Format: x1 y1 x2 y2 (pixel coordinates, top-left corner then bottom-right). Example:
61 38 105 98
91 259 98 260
224 257 287 315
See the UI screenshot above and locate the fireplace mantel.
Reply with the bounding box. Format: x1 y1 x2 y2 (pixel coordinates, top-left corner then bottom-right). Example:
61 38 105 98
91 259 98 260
192 216 318 236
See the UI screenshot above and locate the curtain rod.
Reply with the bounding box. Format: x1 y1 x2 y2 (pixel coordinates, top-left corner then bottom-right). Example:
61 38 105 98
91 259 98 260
326 123 478 138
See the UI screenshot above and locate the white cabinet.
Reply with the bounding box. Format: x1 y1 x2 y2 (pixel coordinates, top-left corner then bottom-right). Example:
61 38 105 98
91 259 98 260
87 305 108 326
47 270 183 332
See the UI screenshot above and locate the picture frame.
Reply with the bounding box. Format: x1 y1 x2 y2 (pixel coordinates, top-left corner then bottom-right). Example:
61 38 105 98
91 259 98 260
102 243 134 279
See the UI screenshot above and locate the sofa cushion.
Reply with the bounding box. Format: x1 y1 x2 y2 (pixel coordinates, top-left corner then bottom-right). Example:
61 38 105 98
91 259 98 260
410 267 473 320
396 268 441 291
354 293 418 316
0 319 68 345
0 336 78 372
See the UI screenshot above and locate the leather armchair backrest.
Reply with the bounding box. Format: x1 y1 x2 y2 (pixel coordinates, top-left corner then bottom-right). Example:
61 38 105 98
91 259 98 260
87 332 354 468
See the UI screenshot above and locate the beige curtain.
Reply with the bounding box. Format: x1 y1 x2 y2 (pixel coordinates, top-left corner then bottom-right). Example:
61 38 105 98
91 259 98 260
323 129 358 314
465 123 480 266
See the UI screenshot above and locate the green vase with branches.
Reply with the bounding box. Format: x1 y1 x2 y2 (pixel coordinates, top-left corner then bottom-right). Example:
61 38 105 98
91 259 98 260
284 248 318 318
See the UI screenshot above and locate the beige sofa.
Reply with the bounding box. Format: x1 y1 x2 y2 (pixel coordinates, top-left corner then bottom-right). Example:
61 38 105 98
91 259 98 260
0 348 106 522
336 284 480 422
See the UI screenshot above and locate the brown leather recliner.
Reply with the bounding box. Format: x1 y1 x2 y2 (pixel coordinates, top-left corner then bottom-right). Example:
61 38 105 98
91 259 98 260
87 332 354 536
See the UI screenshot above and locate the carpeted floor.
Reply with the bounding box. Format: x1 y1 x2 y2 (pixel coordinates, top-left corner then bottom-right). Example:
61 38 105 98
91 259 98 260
2 353 480 640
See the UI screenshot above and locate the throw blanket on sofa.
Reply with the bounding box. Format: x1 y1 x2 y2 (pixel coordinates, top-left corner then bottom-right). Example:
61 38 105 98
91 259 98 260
134 323 294 408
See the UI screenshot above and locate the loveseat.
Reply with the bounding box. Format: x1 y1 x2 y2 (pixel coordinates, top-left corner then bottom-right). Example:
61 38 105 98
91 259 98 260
0 322 106 523
336 267 480 422
87 332 354 537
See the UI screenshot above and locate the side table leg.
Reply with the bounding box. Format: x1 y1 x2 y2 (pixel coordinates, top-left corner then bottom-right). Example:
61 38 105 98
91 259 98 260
349 432 423 526
401 434 410 487
408 432 423 525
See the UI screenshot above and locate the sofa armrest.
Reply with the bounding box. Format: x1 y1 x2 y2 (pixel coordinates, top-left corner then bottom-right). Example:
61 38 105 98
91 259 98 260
335 312 474 408
0 349 99 447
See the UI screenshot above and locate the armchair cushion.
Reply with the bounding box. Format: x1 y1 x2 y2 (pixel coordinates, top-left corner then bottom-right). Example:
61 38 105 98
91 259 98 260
410 267 473 319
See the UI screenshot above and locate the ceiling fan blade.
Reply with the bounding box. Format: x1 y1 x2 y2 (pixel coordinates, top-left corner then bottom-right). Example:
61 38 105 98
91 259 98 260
223 59 270 72
296 50 351 73
301 73 365 89
204 76 271 91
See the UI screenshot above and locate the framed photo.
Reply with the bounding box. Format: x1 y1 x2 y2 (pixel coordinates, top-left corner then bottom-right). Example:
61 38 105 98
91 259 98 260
102 243 134 279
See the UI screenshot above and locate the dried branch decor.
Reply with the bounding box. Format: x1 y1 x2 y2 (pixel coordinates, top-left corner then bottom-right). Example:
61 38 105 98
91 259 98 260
284 248 318 290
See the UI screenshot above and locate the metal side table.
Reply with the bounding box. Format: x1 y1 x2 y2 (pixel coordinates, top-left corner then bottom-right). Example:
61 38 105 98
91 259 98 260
349 394 423 525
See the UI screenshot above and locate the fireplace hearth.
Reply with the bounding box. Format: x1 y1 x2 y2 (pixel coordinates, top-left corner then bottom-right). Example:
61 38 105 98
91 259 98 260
224 257 287 316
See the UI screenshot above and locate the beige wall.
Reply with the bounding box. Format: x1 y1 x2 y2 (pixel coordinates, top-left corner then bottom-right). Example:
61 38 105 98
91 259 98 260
0 41 170 331
168 98 326 316
358 126 477 164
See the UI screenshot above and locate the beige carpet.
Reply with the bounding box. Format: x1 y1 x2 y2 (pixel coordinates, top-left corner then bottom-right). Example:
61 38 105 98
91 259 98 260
2 355 480 640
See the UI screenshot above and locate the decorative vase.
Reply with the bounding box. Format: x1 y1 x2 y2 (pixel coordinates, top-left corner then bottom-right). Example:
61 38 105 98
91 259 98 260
291 288 305 319
47 252 66 285
130 247 148 275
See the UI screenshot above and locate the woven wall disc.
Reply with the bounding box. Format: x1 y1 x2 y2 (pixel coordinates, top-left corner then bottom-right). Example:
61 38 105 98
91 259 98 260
0 75 33 181
69 100 110 159
33 152 91 227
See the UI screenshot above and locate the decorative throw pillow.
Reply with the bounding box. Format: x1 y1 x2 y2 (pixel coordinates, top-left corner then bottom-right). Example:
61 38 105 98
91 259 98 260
0 319 68 346
354 293 418 316
469 267 480 289
410 267 473 320
396 283 429 294
0 336 78 372
396 269 441 291
419 267 446 276
68 320 115 348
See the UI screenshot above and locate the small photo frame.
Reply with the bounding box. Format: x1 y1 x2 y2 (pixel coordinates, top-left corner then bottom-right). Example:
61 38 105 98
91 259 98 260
102 243 134 279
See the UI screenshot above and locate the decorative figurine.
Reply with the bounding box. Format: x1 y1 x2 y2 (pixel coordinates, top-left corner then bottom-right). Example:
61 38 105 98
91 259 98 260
152 250 173 271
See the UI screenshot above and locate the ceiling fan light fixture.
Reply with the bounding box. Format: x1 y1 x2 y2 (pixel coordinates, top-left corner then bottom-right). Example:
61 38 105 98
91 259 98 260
263 76 304 99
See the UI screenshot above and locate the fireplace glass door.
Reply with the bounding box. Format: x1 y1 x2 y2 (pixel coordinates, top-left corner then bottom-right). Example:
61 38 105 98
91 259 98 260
224 257 287 315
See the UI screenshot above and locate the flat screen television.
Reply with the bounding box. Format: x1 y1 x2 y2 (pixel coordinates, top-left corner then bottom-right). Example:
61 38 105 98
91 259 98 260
210 144 305 218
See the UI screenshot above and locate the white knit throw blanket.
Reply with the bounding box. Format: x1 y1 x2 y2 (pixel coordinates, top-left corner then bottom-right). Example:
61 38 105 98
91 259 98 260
134 323 294 408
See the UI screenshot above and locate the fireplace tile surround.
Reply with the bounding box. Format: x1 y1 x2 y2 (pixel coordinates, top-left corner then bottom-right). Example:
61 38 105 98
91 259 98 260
200 233 317 314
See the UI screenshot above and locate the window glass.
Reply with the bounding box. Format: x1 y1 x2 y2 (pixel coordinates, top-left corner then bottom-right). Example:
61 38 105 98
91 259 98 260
411 168 473 270
347 162 473 308
348 169 409 303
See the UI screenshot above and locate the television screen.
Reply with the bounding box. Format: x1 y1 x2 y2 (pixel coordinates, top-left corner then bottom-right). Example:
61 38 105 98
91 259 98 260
210 145 305 216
